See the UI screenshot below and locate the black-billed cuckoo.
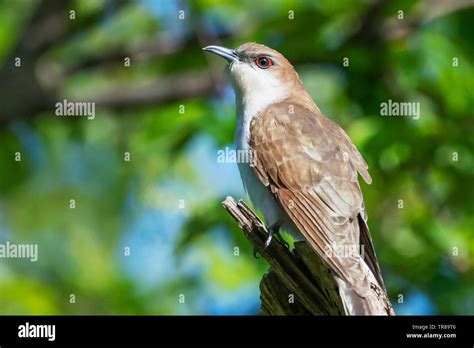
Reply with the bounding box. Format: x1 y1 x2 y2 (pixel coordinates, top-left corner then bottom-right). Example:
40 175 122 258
204 43 394 315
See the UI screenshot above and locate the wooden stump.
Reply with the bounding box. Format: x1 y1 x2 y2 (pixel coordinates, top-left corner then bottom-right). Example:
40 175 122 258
222 196 345 315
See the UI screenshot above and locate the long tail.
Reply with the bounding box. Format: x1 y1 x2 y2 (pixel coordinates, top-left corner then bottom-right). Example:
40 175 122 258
335 275 395 315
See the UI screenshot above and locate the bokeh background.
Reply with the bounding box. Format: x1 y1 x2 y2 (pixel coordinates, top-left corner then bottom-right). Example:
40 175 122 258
0 0 473 315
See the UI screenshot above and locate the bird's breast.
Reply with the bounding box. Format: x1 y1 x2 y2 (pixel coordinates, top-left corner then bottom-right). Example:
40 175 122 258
233 107 278 224
234 108 301 240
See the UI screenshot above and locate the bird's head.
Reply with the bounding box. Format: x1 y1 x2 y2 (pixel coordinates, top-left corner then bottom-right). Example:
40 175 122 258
203 43 304 108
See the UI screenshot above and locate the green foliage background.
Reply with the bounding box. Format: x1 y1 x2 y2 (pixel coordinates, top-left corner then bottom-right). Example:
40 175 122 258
0 0 472 315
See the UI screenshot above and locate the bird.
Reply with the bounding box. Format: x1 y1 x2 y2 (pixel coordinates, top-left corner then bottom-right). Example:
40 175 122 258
203 42 394 316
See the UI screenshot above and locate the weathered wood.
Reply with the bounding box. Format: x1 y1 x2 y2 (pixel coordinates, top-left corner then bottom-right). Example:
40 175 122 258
222 196 345 315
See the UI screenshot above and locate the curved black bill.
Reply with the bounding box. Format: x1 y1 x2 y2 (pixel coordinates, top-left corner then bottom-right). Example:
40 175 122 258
202 45 239 62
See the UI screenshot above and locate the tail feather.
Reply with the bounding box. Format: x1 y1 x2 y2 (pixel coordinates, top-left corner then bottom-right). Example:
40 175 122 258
335 276 395 315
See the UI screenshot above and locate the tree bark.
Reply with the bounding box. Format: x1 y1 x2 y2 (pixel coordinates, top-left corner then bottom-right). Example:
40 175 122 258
222 196 345 315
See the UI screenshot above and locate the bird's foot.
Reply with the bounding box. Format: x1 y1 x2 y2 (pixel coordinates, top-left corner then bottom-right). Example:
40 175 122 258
275 232 290 250
254 224 290 258
264 223 289 250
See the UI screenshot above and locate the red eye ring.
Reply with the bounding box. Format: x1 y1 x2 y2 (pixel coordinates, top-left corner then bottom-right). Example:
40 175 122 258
254 56 273 69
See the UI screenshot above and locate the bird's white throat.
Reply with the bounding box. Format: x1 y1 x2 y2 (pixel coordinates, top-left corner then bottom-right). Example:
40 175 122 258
230 62 290 151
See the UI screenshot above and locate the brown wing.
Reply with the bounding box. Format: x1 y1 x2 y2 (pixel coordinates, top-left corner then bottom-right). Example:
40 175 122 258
250 101 386 293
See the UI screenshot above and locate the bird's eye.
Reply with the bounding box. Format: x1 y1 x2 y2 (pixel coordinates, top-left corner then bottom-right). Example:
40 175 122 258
254 56 273 69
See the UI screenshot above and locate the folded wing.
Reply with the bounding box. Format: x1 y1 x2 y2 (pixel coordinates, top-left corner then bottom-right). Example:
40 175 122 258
249 101 387 296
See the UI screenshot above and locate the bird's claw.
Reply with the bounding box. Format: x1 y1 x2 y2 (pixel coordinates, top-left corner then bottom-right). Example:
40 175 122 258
264 223 278 249
264 233 273 249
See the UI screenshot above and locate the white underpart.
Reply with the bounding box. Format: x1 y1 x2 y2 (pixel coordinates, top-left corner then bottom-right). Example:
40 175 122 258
229 61 302 239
